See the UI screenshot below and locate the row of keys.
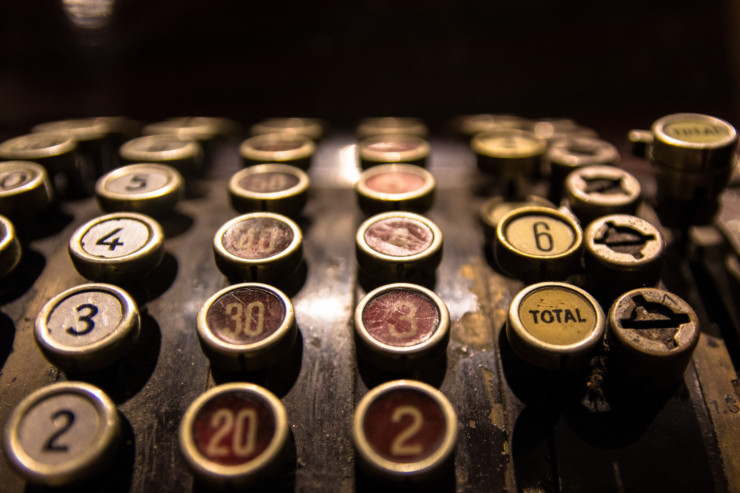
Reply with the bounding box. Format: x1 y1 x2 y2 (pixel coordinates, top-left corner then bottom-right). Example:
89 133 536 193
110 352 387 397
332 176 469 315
4 378 457 486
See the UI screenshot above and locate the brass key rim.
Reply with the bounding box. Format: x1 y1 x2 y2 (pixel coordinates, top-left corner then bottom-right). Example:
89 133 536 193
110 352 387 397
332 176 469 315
119 134 203 162
239 133 316 163
355 163 436 202
228 163 310 201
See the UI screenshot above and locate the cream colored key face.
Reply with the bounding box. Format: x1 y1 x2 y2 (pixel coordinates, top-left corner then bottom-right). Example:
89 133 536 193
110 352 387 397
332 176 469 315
0 162 53 219
507 282 605 370
35 284 140 370
660 116 734 145
3 382 120 486
0 133 76 158
119 135 202 175
503 214 576 256
472 129 546 159
96 163 183 215
69 212 165 282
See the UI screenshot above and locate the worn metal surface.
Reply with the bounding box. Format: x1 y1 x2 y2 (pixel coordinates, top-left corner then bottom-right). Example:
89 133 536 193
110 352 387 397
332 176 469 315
0 131 738 492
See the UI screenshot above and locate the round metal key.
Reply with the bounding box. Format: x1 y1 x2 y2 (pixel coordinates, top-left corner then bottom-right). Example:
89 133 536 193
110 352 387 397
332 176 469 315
564 165 641 225
471 128 546 180
453 114 529 138
179 383 290 487
507 282 606 371
353 379 457 481
0 161 54 220
355 163 436 215
95 163 184 216
0 133 78 175
119 134 203 176
584 214 665 300
239 133 315 170
354 283 450 371
478 195 555 248
545 136 620 202
142 117 236 142
3 381 121 486
0 215 22 278
494 206 583 282
251 117 324 141
213 212 303 282
197 283 297 372
35 283 140 371
358 134 430 169
608 287 700 383
228 164 309 217
68 212 165 282
356 117 428 139
356 211 443 282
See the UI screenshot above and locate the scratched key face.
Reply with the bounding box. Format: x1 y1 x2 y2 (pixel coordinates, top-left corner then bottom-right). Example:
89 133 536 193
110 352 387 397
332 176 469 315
517 286 598 346
361 288 441 347
364 217 434 257
191 390 277 467
362 387 447 463
365 171 426 195
221 217 295 260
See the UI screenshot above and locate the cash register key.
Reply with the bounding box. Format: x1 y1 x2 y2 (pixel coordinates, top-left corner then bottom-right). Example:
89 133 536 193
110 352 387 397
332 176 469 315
228 164 309 218
0 133 78 175
356 117 428 139
478 195 555 248
453 114 529 138
564 164 642 225
471 128 546 181
584 214 665 298
352 379 457 481
355 163 436 215
250 117 324 141
32 118 109 143
0 161 53 220
179 383 290 487
95 163 184 217
3 381 121 486
68 212 165 283
608 287 700 383
545 136 620 201
494 206 583 282
507 282 606 371
142 117 236 142
354 283 450 372
356 211 443 282
214 212 303 283
34 283 140 371
0 215 21 278
239 133 316 170
358 134 431 169
196 283 297 373
119 134 203 177
631 113 738 225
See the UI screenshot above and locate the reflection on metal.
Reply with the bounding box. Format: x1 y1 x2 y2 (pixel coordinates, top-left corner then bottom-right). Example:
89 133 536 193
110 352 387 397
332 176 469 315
61 0 115 30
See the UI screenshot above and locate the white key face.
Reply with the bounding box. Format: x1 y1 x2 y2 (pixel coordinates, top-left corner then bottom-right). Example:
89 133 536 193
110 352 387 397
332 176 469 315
80 218 151 258
45 290 123 347
0 169 34 191
18 394 100 465
105 171 170 195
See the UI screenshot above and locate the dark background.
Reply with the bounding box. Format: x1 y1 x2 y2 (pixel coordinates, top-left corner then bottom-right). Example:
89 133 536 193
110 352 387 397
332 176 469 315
1 0 739 135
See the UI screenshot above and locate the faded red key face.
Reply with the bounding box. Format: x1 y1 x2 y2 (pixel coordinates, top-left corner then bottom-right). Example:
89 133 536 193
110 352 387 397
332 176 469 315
253 140 304 152
361 288 440 347
239 172 299 193
364 218 433 257
192 391 277 466
222 217 294 260
206 286 286 345
362 388 446 463
365 172 426 195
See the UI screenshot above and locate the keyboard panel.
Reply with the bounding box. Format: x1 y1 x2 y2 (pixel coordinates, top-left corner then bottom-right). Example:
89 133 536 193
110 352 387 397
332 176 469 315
0 129 738 492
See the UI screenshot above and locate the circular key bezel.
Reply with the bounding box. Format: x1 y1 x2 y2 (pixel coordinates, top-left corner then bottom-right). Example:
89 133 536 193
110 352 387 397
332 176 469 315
0 214 21 277
3 381 120 486
355 163 436 214
228 164 309 216
32 119 109 142
358 134 430 167
353 379 457 480
119 134 203 163
251 118 324 141
95 163 184 215
239 133 315 167
68 212 165 282
507 282 605 370
213 212 303 282
354 283 450 366
471 129 547 159
179 383 289 484
565 165 641 218
35 283 140 370
197 283 297 370
0 133 77 161
356 117 428 139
